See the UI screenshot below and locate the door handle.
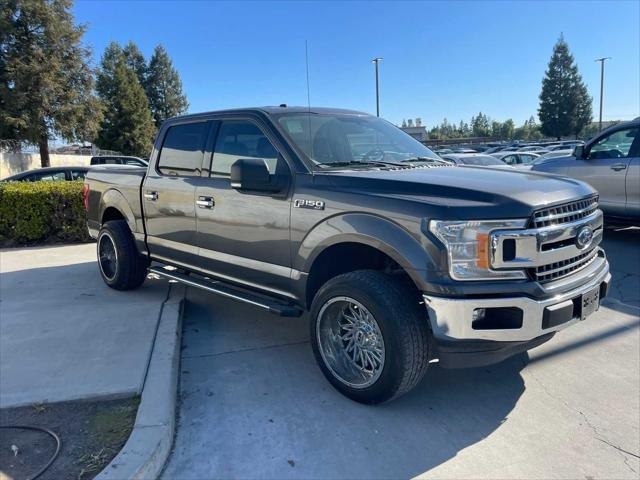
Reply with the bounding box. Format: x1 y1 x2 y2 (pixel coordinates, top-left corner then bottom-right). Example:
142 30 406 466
611 163 627 171
196 196 215 209
144 191 158 201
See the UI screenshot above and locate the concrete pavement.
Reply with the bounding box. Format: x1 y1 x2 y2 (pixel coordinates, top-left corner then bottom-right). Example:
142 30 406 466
0 243 170 408
162 228 640 479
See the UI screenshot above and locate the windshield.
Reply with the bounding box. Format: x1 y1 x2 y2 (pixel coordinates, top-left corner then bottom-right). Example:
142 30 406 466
276 113 440 167
461 155 506 166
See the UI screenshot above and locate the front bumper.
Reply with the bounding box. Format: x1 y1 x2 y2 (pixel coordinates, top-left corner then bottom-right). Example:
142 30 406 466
424 257 610 343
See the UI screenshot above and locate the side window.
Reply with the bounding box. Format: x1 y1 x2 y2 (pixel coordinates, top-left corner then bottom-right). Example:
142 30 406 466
502 155 517 165
70 170 87 180
29 171 66 182
211 121 281 176
588 128 638 159
521 154 536 164
157 122 208 176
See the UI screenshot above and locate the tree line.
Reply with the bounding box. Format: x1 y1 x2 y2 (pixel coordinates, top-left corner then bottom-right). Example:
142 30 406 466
403 114 543 141
0 0 188 166
402 35 594 142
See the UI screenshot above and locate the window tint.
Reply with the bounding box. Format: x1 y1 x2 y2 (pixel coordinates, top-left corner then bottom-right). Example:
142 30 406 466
70 169 87 180
28 170 66 182
589 128 638 159
125 158 146 166
211 121 281 175
158 122 208 176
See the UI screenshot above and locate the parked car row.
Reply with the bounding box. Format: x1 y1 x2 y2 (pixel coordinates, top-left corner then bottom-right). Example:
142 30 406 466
1 156 147 182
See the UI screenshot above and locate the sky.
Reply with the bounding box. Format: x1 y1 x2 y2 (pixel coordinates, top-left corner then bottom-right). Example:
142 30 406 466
73 0 640 128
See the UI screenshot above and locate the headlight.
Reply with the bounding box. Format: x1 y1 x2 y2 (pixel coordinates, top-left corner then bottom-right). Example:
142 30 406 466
429 219 528 281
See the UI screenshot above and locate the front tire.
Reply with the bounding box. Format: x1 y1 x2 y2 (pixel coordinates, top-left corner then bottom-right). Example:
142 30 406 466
310 270 430 404
97 220 149 290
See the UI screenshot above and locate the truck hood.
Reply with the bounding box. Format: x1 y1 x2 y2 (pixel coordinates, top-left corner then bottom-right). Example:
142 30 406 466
324 164 596 218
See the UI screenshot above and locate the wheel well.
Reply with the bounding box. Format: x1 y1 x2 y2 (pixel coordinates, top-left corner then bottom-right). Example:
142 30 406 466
102 207 125 225
305 242 419 308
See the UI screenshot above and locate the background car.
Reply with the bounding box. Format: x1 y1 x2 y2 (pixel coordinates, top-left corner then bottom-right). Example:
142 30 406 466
531 117 639 222
440 153 512 167
1 166 90 182
490 151 540 167
90 155 148 167
516 146 549 154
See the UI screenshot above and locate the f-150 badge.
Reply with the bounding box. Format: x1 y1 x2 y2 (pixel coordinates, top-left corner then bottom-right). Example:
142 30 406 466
294 199 325 210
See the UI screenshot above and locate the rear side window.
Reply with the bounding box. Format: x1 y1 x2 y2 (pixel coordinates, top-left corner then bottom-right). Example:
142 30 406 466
158 122 208 176
27 170 66 182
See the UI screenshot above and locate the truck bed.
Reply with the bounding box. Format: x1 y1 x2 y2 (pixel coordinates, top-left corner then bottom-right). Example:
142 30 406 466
85 166 147 240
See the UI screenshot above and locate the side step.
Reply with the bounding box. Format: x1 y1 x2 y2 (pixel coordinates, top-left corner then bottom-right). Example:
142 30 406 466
148 266 303 317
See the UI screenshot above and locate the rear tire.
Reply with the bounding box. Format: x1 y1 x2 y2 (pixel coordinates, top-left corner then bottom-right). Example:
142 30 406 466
97 220 149 290
310 270 430 404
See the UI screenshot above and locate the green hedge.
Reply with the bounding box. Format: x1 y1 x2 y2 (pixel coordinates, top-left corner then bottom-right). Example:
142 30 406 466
0 180 93 246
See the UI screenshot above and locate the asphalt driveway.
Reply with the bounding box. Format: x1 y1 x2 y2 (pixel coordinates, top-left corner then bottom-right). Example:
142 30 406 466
162 228 640 479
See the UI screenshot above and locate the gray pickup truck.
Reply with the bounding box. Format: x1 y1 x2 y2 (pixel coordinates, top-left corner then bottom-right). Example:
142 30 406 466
85 106 611 404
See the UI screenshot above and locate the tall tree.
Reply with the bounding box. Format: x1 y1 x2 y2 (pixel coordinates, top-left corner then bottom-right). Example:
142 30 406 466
146 45 188 127
538 35 592 139
501 119 515 139
123 41 147 88
96 51 155 157
471 112 490 137
0 0 102 167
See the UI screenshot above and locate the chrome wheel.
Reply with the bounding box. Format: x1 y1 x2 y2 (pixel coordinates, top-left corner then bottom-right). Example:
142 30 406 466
98 231 118 281
316 297 385 389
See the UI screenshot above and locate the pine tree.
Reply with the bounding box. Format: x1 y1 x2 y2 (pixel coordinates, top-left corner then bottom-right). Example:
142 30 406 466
501 119 515 139
96 50 155 157
123 41 147 88
538 35 593 139
0 0 102 167
146 45 189 127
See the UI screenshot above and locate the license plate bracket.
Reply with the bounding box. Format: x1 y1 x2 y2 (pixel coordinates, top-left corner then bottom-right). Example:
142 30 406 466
581 285 600 321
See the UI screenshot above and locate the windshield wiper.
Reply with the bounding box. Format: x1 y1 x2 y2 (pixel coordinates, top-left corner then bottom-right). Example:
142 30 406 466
315 160 405 169
401 156 448 164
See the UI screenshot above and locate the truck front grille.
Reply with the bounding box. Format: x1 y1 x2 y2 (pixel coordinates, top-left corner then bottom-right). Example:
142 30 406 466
529 195 602 283
532 196 599 228
533 247 600 282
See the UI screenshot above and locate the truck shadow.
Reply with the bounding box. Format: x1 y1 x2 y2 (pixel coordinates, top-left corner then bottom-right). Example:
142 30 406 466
169 289 528 479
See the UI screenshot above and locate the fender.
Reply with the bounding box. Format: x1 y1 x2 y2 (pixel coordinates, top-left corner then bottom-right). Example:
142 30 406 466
297 213 437 291
99 188 148 256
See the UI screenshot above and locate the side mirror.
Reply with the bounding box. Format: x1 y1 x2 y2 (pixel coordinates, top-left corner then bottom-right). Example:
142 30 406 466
230 158 286 193
573 145 585 159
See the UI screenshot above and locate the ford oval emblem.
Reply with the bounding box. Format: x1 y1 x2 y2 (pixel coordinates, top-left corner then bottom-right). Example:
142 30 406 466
576 225 594 249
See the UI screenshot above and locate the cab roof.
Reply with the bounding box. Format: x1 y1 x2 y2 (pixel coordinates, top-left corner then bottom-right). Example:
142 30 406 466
170 106 370 122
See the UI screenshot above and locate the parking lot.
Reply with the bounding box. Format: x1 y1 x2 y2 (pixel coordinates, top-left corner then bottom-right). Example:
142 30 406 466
160 228 639 479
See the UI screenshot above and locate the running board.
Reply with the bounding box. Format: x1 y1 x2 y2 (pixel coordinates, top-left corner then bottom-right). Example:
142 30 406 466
148 266 303 317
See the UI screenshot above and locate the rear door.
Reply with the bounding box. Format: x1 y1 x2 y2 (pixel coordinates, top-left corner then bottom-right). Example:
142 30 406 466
570 127 638 216
142 119 210 268
194 117 293 296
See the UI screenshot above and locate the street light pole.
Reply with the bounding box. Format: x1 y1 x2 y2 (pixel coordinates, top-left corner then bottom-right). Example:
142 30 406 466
372 57 382 117
595 57 611 131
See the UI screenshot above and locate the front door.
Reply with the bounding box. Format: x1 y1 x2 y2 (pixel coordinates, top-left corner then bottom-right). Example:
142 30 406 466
143 120 209 268
572 127 638 216
195 118 293 297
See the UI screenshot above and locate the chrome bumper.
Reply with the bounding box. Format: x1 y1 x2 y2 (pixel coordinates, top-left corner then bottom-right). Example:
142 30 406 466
423 257 611 342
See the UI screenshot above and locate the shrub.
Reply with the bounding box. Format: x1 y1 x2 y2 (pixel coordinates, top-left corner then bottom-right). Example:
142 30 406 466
0 180 92 246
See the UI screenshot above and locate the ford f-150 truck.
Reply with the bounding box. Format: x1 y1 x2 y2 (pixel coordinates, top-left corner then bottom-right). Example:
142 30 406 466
85 106 611 404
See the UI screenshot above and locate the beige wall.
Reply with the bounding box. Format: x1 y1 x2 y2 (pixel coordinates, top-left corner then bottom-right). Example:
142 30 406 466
0 152 92 179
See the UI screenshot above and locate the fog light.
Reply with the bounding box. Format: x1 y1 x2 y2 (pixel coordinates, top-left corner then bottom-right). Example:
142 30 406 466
472 307 523 330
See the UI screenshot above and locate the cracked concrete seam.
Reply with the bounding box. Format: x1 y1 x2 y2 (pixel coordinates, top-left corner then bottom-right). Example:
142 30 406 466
523 363 639 474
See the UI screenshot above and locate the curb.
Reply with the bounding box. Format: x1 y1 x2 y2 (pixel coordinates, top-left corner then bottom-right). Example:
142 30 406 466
96 283 186 480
